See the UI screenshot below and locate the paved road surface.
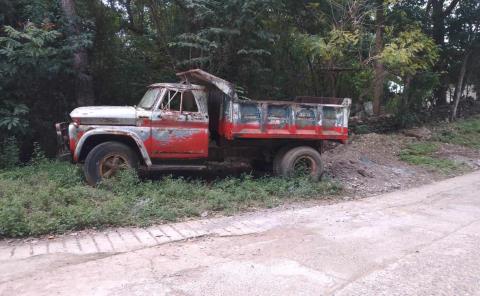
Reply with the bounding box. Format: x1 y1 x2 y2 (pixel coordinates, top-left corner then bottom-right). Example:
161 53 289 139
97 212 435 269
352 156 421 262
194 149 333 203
1 171 480 295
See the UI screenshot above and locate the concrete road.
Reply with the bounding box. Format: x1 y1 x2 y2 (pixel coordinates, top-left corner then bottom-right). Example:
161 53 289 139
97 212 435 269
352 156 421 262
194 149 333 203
1 171 480 296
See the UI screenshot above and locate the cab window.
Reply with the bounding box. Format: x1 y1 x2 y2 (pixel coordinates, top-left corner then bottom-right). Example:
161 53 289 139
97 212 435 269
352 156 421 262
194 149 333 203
182 91 198 112
138 88 161 110
160 90 198 112
160 90 181 111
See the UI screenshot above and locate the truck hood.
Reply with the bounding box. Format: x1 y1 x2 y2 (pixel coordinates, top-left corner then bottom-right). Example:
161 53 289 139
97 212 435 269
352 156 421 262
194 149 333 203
70 106 138 126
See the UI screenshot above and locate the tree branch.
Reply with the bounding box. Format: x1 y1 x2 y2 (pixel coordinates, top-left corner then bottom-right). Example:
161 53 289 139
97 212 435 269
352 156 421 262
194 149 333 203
426 0 433 15
443 0 460 16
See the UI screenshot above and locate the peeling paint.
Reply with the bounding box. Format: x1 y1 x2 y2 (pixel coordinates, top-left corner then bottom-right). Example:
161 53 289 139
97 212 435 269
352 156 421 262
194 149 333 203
55 70 352 169
219 97 351 141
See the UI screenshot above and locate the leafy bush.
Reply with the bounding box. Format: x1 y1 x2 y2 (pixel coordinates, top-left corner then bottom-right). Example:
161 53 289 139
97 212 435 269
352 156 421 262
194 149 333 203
0 137 20 169
353 124 371 134
0 161 341 238
0 101 29 169
0 101 29 134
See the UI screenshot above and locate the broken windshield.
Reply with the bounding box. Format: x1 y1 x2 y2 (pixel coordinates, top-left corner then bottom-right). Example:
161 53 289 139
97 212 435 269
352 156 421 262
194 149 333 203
138 88 161 110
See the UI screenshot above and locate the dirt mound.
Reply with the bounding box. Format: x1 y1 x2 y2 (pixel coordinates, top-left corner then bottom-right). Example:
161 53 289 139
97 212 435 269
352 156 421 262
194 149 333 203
322 133 437 197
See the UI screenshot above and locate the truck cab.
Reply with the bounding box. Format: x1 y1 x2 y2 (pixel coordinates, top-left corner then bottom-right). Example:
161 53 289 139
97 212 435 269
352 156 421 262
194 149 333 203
137 83 210 159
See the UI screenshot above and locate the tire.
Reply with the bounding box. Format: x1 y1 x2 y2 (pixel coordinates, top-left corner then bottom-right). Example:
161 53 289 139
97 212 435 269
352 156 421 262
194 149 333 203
278 146 324 181
84 141 139 186
273 146 291 176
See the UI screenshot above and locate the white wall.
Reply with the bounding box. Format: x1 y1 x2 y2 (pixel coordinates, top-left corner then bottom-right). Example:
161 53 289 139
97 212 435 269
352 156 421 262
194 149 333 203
446 84 478 103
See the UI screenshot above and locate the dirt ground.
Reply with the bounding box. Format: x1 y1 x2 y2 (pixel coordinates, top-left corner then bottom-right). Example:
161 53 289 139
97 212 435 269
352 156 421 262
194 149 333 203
322 132 480 197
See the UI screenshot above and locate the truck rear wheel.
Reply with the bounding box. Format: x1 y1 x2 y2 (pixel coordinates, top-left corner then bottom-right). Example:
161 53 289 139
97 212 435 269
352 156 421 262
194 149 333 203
273 146 290 176
278 146 323 181
84 141 139 186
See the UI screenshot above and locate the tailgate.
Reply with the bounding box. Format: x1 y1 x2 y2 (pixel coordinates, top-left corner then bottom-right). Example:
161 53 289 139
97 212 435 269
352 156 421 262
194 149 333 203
55 122 71 160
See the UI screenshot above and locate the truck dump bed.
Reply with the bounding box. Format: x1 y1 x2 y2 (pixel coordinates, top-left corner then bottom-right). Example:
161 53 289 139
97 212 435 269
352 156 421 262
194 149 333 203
218 97 351 142
177 69 351 143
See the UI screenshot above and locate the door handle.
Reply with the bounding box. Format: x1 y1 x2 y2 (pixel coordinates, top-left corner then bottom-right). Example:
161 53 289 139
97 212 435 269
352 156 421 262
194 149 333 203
138 115 150 119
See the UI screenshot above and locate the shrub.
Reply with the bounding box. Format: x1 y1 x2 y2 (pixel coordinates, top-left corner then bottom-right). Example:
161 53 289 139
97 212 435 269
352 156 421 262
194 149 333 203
0 137 20 169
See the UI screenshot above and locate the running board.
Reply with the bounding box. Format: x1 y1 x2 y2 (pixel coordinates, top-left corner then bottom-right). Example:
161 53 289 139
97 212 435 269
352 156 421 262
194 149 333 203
144 164 207 172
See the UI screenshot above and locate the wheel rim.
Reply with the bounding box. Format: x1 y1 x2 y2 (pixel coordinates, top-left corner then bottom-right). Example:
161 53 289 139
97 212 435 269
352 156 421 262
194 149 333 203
99 154 129 179
292 156 316 177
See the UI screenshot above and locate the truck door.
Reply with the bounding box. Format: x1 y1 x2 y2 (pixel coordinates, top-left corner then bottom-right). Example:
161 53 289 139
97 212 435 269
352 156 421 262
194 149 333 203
149 89 209 159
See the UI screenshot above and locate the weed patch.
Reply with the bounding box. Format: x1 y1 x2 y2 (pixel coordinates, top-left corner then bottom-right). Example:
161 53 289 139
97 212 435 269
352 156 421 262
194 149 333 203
0 160 341 238
399 142 463 173
432 116 480 149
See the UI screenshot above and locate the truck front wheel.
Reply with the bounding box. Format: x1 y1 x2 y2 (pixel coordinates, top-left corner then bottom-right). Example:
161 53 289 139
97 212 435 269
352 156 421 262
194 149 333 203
84 141 139 186
278 146 324 181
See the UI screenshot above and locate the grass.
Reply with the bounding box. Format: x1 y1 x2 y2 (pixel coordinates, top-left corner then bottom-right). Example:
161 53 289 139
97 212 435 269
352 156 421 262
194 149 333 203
399 142 462 173
399 116 480 173
0 160 341 238
432 115 480 149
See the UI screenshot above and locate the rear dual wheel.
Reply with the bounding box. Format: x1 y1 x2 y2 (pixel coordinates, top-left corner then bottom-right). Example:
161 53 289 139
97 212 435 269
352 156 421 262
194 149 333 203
273 146 324 181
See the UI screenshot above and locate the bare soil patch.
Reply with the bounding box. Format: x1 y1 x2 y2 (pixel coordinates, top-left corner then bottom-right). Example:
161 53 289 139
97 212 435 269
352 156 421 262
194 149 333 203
322 132 480 197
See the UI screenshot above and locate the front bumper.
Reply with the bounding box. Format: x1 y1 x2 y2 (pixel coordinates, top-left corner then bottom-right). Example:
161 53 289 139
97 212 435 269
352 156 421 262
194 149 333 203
55 122 72 161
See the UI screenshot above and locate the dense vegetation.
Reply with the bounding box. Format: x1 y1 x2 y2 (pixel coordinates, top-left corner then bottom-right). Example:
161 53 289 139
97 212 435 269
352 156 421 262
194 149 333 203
0 0 479 164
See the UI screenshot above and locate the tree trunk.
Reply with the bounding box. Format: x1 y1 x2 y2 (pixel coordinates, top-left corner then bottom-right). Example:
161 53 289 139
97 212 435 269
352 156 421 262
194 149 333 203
60 0 95 106
148 0 177 71
430 0 460 106
431 0 447 105
372 0 385 115
451 51 471 120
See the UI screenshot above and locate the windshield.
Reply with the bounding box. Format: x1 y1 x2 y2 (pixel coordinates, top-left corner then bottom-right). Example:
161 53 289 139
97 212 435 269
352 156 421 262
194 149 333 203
138 88 161 110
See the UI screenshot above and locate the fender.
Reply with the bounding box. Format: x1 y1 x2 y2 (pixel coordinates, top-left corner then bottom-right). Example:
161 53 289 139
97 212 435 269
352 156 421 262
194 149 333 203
74 128 153 167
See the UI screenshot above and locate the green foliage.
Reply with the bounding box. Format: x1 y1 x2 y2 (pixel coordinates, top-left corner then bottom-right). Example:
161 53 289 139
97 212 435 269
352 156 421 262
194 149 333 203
168 0 280 98
303 29 360 63
0 100 29 134
0 161 341 237
399 142 463 173
353 124 371 134
0 137 20 169
381 27 439 77
401 142 439 156
0 23 62 78
381 26 440 127
0 19 75 156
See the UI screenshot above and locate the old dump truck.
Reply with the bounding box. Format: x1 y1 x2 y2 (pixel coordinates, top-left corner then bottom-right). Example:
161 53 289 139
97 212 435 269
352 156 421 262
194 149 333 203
56 69 351 185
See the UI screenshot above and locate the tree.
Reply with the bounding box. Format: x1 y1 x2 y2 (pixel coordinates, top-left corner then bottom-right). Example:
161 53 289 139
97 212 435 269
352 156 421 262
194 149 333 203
0 21 63 158
449 0 480 120
60 0 95 106
168 0 280 99
381 27 439 125
373 0 385 115
426 0 461 105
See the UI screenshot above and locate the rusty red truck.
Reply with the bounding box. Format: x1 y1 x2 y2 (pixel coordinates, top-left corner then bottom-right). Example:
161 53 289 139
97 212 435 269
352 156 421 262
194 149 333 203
56 69 351 185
